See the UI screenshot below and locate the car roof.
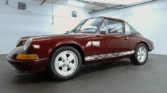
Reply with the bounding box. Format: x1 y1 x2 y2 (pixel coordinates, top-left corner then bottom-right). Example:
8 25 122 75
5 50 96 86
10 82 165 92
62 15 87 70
102 16 124 22
88 16 125 22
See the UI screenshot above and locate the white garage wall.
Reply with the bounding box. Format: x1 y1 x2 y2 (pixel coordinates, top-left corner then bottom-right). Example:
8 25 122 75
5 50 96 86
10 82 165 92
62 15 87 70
92 0 167 55
0 0 90 54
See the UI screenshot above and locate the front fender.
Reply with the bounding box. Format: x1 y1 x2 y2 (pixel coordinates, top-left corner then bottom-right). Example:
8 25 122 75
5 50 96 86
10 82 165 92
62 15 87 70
48 41 85 57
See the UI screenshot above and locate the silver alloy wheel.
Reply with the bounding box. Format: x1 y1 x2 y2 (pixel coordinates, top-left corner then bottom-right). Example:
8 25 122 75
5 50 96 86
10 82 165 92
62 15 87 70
137 46 147 63
54 50 78 76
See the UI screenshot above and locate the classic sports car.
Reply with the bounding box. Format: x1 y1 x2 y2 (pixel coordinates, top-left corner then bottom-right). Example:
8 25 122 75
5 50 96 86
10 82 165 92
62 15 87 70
7 16 153 80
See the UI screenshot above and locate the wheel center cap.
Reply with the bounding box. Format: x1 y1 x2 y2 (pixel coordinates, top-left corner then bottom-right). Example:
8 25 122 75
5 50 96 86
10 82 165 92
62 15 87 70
65 61 69 65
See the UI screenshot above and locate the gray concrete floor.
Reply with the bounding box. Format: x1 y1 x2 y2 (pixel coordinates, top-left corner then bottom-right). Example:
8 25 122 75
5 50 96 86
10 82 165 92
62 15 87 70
0 54 167 93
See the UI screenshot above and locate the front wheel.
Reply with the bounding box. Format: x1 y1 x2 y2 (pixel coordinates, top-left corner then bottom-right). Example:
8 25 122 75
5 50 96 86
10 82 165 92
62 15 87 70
48 46 82 80
130 43 148 65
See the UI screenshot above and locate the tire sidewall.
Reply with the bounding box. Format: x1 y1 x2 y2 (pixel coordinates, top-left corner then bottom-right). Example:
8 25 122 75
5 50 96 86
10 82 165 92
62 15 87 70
49 46 82 80
134 43 148 65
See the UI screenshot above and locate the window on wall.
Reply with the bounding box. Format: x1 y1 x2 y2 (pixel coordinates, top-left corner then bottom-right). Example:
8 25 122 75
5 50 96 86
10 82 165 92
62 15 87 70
101 19 124 34
72 11 77 17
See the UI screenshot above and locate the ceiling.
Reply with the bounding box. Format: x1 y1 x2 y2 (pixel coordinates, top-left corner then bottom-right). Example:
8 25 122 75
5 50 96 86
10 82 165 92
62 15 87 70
35 0 157 14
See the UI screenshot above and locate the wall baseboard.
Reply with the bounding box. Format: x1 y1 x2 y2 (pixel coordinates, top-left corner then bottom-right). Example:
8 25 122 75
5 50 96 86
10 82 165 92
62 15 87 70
149 53 167 56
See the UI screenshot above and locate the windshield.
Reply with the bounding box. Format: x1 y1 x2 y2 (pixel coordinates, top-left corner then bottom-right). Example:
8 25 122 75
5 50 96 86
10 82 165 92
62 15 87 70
69 18 103 33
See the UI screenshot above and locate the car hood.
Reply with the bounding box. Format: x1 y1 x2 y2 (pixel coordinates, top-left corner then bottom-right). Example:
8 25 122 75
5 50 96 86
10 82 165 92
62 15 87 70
22 33 92 41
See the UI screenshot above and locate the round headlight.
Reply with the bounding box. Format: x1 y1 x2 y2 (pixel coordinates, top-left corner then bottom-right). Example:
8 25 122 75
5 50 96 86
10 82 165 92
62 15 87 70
23 37 33 52
16 38 21 47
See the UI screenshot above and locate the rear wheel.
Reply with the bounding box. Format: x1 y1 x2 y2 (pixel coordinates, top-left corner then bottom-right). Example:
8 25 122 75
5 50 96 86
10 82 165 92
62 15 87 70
48 46 82 80
130 43 148 65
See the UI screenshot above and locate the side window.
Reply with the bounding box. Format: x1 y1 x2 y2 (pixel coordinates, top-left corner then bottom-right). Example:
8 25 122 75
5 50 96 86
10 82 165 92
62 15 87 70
107 20 124 34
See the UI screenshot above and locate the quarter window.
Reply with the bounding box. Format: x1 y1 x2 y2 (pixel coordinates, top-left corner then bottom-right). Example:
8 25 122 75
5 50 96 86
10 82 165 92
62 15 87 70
129 24 137 34
125 22 137 34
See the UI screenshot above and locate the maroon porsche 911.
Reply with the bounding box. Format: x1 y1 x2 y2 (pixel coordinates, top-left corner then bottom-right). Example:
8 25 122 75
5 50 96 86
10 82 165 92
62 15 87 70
7 16 154 80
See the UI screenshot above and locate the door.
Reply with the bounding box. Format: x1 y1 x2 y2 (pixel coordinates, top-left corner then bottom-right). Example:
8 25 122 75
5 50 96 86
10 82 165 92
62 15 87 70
105 33 130 53
104 19 130 54
90 19 132 61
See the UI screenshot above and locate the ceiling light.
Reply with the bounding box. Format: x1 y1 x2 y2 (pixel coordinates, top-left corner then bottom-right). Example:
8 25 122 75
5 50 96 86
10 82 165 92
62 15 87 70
83 0 146 5
67 0 85 7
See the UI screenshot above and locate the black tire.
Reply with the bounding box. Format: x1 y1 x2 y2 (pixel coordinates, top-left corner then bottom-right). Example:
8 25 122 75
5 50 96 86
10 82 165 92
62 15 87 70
47 46 82 80
130 43 148 65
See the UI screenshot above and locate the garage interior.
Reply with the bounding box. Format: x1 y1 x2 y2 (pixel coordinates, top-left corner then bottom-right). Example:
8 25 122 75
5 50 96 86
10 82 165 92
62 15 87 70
0 0 167 93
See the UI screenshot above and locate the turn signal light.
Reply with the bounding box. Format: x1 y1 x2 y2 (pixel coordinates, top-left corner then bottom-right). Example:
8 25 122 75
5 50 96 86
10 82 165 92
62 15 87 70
16 54 39 60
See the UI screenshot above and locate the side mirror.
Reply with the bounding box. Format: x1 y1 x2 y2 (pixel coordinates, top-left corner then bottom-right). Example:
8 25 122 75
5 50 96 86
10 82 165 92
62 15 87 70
100 29 107 34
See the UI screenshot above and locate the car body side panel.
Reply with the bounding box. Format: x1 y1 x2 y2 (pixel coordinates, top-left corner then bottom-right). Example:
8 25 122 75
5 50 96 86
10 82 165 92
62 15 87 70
27 33 152 64
18 32 153 65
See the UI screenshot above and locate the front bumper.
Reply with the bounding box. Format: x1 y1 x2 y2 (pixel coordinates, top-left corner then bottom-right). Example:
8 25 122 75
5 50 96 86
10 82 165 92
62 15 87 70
7 56 48 73
7 46 48 73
